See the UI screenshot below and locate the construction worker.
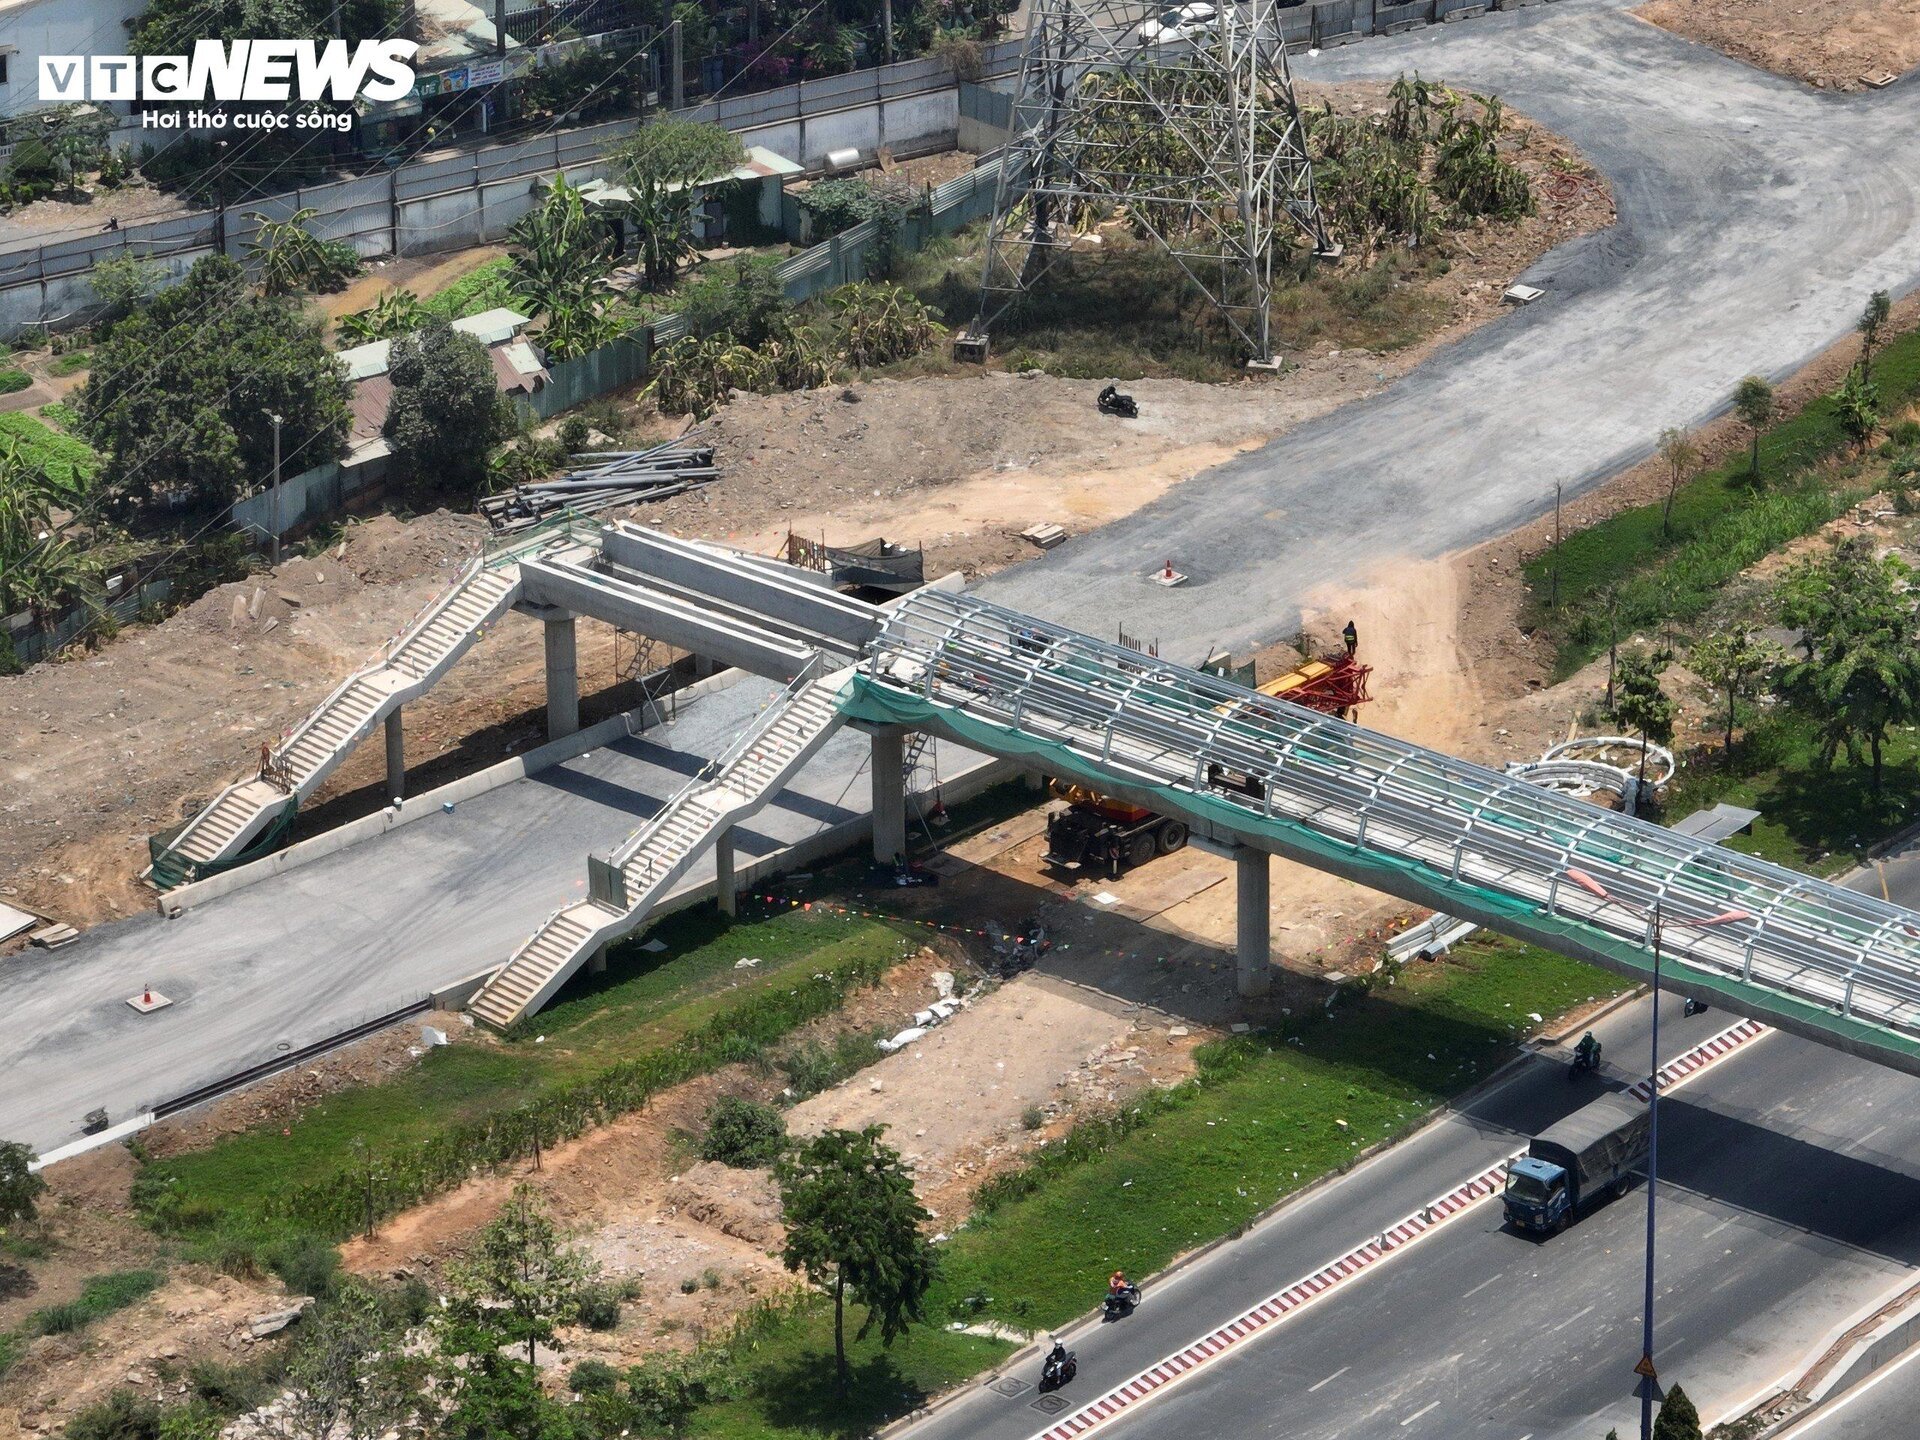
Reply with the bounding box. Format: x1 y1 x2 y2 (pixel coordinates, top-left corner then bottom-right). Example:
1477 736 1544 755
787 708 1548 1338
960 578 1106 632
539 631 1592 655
1343 620 1359 658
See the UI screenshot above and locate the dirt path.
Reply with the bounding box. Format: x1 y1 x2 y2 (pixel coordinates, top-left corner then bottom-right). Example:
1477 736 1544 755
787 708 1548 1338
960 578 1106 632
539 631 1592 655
1637 0 1920 90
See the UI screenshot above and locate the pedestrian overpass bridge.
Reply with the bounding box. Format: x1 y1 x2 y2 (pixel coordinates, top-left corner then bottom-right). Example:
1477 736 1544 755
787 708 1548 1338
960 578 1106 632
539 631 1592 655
159 517 1920 1075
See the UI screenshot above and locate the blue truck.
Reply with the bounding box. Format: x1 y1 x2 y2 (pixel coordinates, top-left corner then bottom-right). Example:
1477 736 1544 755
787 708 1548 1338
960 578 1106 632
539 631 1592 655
1502 1092 1650 1236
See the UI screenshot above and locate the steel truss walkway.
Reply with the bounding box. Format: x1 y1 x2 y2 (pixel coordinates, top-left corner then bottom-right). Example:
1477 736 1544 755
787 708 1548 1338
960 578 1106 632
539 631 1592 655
840 587 1920 1077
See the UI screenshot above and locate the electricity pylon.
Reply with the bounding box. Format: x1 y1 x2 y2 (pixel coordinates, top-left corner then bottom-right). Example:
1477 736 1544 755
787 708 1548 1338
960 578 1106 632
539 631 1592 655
974 0 1334 365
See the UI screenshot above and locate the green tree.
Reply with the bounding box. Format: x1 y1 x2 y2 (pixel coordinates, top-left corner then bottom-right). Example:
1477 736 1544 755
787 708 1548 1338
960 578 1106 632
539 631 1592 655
1835 363 1880 449
700 1094 788 1168
0 437 102 624
446 1184 598 1366
1733 375 1775 486
79 256 349 509
1655 426 1697 539
619 172 699 291
383 316 509 499
88 253 164 328
0 1139 48 1230
609 118 745 191
1653 1383 1702 1440
1690 627 1782 755
263 1280 420 1440
1612 647 1676 794
776 1126 938 1395
1858 289 1892 386
1777 539 1920 794
507 174 620 357
245 207 359 296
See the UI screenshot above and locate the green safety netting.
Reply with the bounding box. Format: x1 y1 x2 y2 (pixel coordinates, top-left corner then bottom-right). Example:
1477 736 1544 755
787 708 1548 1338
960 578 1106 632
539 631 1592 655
148 797 298 891
839 672 1920 1070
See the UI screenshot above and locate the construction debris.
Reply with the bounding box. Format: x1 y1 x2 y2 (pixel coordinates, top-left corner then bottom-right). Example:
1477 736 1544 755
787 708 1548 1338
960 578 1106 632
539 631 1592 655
479 440 719 533
1021 522 1068 550
29 922 78 948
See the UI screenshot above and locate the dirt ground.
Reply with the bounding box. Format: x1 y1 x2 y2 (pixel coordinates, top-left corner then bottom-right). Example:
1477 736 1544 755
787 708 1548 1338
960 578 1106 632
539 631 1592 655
1637 0 1920 90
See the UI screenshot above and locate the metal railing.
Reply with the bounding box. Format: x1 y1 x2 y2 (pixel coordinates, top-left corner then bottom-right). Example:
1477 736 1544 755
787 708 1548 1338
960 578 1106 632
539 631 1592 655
863 589 1920 1048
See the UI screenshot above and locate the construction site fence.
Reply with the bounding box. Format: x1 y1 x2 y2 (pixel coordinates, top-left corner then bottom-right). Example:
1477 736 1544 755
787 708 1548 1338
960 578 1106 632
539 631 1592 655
0 39 1024 337
5 576 172 669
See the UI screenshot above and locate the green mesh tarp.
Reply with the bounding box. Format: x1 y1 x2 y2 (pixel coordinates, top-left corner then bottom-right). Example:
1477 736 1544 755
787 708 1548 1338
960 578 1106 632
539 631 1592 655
149 797 297 891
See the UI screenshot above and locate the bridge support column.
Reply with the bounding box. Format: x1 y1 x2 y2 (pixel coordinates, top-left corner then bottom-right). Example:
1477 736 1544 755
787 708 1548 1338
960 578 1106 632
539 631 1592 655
545 614 579 741
715 826 737 917
692 653 720 681
1236 847 1272 998
384 709 405 802
871 727 907 863
587 942 607 975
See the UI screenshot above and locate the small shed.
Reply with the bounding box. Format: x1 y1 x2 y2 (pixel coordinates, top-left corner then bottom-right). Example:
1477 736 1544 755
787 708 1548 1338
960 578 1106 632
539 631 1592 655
578 145 803 244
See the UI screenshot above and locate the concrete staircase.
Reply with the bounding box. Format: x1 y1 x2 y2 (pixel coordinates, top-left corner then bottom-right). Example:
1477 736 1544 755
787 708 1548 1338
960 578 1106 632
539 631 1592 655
470 662 850 1031
158 561 524 881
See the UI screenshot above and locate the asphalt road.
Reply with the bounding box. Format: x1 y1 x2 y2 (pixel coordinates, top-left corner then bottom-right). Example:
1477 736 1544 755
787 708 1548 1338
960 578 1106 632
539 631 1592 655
985 0 1920 658
1779 1343 1920 1438
902 998 1920 1440
892 844 1920 1440
4 0 1920 1225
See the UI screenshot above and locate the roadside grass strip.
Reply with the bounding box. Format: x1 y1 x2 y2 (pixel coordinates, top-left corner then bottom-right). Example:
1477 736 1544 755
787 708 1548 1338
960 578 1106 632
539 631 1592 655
1025 1017 1775 1440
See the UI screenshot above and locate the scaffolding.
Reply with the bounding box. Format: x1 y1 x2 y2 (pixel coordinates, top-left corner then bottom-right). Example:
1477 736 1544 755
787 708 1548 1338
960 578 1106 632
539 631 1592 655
976 0 1333 363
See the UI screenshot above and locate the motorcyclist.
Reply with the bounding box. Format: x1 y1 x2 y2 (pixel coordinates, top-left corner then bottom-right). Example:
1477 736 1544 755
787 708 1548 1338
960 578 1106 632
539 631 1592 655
1574 1031 1601 1069
1108 1269 1130 1299
1047 1336 1069 1368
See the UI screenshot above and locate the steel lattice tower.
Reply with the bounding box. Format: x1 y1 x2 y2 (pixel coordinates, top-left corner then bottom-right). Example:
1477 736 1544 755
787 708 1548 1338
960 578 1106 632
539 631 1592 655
974 0 1334 364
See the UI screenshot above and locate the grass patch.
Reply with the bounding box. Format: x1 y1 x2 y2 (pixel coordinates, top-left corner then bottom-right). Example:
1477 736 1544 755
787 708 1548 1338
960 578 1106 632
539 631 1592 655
1664 712 1920 874
24 1269 162 1336
0 367 31 393
420 255 527 321
933 937 1613 1328
0 1331 18 1380
1526 326 1920 677
0 410 98 487
48 350 90 377
37 400 79 433
133 906 915 1252
690 1298 1012 1440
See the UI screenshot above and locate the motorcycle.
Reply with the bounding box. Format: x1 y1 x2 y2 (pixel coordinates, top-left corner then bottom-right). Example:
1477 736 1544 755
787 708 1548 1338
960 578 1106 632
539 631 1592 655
1040 1344 1078 1391
1097 384 1139 419
1103 1282 1142 1320
1567 1042 1602 1081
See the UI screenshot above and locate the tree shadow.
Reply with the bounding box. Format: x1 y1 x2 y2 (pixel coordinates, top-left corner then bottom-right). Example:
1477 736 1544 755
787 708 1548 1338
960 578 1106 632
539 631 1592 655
749 1345 953 1440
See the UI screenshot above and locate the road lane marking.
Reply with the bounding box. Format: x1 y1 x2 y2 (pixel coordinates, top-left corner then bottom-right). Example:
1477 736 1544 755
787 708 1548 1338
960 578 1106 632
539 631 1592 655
1306 1366 1349 1393
1462 1273 1504 1301
1023 1018 1774 1440
1400 1401 1440 1426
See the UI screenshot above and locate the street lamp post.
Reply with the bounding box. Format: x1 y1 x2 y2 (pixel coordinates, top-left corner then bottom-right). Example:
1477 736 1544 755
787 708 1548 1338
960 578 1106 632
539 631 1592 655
1561 868 1748 1439
265 411 284 567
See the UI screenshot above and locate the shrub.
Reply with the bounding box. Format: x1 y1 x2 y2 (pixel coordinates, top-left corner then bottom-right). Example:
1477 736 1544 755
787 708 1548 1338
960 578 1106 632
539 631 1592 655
679 255 790 346
1021 1106 1046 1131
64 1389 161 1440
263 1233 339 1300
558 415 591 453
0 368 30 393
576 1281 625 1331
699 1095 787 1168
833 282 939 368
569 1358 622 1394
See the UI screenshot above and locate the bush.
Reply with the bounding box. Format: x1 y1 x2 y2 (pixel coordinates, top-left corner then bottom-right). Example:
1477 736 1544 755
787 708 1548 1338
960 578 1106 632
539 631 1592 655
577 1281 625 1331
0 368 30 393
558 415 591 453
778 1029 886 1100
64 1389 162 1440
570 1358 622 1394
1021 1106 1046 1131
263 1233 339 1300
679 255 790 346
699 1095 787 1168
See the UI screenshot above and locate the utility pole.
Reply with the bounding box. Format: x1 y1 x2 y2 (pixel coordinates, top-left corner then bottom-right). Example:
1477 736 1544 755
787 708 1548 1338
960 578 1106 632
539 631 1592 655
265 411 284 567
1638 906 1663 1440
883 0 895 63
670 18 684 111
494 0 506 55
748 0 760 48
1551 480 1562 610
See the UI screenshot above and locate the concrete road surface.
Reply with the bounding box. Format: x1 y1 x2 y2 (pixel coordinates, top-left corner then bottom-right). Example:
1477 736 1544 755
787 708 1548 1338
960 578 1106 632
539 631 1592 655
9 0 1920 1178
1778 1344 1920 1438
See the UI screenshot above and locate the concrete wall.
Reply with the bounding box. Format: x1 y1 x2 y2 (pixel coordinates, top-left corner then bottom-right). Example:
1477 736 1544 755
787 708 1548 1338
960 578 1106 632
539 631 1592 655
0 0 147 125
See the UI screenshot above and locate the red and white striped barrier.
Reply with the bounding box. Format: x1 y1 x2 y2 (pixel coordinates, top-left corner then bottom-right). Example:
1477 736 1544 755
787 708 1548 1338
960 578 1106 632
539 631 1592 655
1032 1160 1515 1440
1626 1017 1770 1102
1027 1015 1775 1440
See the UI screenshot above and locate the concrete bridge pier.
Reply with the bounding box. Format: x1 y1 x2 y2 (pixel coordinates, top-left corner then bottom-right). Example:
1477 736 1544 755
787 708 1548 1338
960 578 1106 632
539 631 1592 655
871 726 908 863
544 612 580 740
715 826 737 917
1236 846 1273 998
384 709 405 802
